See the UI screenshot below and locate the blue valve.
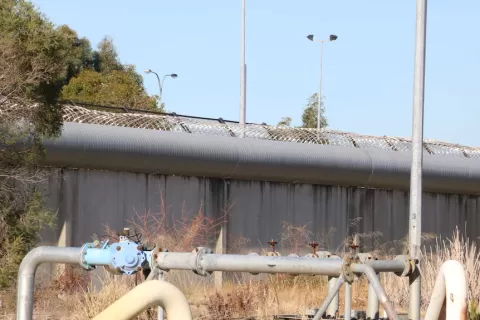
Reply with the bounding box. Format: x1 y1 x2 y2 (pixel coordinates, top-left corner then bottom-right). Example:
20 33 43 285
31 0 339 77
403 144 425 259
80 232 150 275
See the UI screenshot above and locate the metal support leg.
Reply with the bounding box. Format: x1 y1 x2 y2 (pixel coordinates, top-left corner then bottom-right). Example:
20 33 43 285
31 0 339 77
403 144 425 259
344 282 352 320
326 276 340 317
157 272 165 320
313 276 345 320
367 273 380 319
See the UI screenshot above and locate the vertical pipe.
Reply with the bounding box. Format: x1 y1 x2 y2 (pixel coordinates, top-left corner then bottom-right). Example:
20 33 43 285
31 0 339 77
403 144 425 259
408 0 427 319
157 272 165 320
239 0 246 136
344 282 352 320
366 273 380 319
312 276 345 320
326 255 341 317
17 247 83 320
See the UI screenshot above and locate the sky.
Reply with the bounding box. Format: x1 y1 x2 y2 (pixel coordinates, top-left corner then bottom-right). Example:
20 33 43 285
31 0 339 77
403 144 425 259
32 0 480 146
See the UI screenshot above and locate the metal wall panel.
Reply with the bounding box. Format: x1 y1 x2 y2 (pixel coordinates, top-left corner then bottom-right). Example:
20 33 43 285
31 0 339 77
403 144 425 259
39 169 479 253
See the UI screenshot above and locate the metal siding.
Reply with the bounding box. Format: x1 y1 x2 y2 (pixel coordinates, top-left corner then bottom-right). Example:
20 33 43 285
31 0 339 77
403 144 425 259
39 169 479 253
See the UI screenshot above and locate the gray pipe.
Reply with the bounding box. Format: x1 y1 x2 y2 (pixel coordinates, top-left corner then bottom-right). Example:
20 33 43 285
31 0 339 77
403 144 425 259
351 264 398 320
344 282 352 320
157 252 343 276
39 122 480 195
16 246 82 320
326 255 342 317
366 273 380 319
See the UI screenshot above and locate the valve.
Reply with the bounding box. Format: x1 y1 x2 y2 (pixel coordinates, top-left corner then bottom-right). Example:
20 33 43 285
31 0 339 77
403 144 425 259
80 228 150 275
266 239 280 256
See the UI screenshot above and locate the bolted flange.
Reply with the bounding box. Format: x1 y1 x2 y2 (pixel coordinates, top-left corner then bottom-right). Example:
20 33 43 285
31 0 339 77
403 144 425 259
193 247 214 277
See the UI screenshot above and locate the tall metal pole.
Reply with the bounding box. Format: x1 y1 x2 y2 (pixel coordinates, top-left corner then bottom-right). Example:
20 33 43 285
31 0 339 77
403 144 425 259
317 42 324 131
408 0 427 319
239 0 246 136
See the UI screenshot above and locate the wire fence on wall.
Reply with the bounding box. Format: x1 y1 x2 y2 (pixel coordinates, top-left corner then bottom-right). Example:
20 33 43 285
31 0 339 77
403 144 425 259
2 101 480 159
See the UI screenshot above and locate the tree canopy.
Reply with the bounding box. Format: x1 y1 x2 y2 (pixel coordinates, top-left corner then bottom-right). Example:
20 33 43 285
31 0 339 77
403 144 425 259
276 93 328 129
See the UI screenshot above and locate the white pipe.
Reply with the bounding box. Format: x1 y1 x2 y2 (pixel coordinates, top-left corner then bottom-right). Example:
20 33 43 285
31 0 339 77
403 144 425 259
17 246 83 320
424 260 468 320
92 280 192 320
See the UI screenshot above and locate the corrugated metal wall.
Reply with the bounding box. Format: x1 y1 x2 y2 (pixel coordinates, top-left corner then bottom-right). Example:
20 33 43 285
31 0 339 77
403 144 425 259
39 168 479 253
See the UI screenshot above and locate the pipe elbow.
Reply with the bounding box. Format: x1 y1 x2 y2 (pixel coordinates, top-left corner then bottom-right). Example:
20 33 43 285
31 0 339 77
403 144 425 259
92 280 192 320
425 260 468 320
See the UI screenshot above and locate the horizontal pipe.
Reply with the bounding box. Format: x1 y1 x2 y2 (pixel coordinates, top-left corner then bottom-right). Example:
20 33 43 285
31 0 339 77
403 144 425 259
84 248 113 266
17 247 82 320
92 280 192 320
156 252 408 277
38 122 480 195
157 252 342 276
424 260 468 320
366 258 406 273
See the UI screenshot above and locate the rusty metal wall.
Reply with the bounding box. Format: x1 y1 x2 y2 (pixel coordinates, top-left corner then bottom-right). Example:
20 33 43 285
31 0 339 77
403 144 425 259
39 168 479 252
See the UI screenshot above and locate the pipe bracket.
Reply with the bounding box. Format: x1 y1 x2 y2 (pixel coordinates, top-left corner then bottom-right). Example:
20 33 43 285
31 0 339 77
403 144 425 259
394 255 416 277
342 254 359 283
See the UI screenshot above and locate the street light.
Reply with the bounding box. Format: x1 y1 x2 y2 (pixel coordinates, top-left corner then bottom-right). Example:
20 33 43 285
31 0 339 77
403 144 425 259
307 34 337 132
144 69 178 108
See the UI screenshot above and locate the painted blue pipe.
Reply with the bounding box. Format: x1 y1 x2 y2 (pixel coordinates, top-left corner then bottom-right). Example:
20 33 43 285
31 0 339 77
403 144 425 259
84 248 113 266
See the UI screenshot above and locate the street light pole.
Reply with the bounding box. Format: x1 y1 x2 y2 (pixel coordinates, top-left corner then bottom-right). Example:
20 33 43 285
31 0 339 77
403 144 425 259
307 34 337 132
408 0 427 319
240 0 246 136
144 69 178 109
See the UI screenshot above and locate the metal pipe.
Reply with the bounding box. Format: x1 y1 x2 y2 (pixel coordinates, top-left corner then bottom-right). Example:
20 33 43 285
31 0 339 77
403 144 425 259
312 276 345 320
351 264 398 320
84 248 112 265
326 255 341 317
239 0 246 133
92 280 192 320
344 282 352 320
16 246 83 320
317 42 324 132
157 252 343 276
366 273 380 319
408 0 428 319
424 260 468 320
157 272 165 320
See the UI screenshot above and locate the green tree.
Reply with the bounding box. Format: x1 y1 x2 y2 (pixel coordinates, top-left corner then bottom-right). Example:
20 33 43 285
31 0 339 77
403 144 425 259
93 36 123 74
301 93 328 129
0 0 68 288
277 116 292 127
277 93 328 129
60 66 158 111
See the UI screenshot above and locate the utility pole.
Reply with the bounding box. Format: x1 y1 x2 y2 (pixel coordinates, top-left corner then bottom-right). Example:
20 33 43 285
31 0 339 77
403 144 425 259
408 1 427 319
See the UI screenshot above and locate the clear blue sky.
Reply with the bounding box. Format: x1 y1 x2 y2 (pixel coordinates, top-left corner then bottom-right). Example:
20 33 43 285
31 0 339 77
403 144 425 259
32 0 479 146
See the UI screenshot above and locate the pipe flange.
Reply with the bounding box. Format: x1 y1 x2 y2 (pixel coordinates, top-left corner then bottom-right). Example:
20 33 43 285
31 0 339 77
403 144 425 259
342 254 359 283
394 255 416 277
80 243 96 271
193 247 213 277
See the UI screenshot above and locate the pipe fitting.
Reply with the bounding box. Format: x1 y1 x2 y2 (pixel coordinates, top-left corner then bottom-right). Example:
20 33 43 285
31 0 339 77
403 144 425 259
193 247 213 276
92 280 192 320
393 255 416 277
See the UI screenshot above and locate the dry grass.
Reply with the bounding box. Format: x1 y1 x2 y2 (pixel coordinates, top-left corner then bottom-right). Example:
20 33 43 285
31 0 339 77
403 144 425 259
1 209 478 319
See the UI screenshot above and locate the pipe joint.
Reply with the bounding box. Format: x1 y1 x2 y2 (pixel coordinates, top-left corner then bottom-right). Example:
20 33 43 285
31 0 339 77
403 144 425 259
342 253 360 283
394 255 417 277
193 247 213 276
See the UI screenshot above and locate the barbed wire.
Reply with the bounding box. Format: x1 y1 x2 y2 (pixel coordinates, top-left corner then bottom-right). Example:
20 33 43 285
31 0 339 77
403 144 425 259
2 101 479 159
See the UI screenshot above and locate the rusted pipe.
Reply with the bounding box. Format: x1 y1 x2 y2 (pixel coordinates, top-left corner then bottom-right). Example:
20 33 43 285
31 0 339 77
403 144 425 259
92 280 192 320
424 260 468 320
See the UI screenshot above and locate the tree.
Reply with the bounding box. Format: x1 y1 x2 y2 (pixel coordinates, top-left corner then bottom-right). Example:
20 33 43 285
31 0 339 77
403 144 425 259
0 0 68 288
301 93 328 129
277 116 292 127
93 36 123 74
60 36 159 111
60 66 158 111
277 93 328 129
